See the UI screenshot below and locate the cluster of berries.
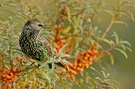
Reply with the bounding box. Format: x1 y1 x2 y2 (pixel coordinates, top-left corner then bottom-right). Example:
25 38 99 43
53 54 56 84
0 68 21 84
54 38 66 52
65 46 98 79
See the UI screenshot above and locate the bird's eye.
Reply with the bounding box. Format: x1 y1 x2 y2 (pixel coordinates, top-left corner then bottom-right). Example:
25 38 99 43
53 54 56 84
38 24 43 27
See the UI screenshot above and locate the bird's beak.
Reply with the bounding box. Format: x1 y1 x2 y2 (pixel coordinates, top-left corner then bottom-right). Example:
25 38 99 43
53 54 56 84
38 24 50 29
43 25 50 29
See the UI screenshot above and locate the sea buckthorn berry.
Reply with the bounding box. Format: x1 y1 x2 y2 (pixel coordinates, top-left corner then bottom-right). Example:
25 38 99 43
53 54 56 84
84 56 88 60
0 67 21 84
85 63 89 68
80 68 84 72
60 38 66 43
86 53 90 57
16 84 21 89
73 61 77 66
54 38 67 52
64 46 98 80
2 85 8 89
78 63 82 67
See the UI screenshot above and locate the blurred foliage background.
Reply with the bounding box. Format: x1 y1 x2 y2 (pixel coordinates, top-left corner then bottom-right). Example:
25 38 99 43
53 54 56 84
0 0 135 89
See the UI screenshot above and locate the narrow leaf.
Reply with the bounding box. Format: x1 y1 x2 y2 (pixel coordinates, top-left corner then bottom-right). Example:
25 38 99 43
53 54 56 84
106 52 114 65
115 48 128 58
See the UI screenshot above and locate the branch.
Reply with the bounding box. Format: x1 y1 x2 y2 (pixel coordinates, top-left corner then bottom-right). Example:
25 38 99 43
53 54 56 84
101 17 115 39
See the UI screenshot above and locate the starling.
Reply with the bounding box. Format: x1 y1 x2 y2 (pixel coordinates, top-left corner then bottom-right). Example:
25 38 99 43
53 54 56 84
19 18 63 67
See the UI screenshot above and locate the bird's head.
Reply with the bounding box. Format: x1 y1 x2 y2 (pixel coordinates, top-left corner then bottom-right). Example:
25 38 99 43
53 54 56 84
24 18 49 31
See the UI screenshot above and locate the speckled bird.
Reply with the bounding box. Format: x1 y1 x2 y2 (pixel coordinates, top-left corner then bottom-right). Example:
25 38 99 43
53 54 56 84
19 19 63 67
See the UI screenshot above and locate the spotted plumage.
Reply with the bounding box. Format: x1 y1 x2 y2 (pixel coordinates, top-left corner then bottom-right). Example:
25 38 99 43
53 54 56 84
19 19 51 61
19 19 64 68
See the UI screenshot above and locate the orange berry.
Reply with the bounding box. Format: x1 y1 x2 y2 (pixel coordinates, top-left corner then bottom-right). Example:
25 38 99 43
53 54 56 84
87 49 91 53
89 51 93 55
0 69 3 72
73 61 77 67
82 60 86 63
67 74 70 78
78 63 82 67
60 39 66 44
59 43 64 47
12 69 17 73
72 66 76 70
76 67 81 72
80 52 85 56
62 68 67 72
93 50 99 54
85 63 89 68
16 84 21 89
70 75 75 79
2 85 8 89
88 57 93 61
70 69 75 74
84 56 88 60
6 74 11 79
80 68 84 72
86 53 90 57
6 70 10 74
89 61 93 65
10 72 13 77
54 42 59 48
11 76 15 81
2 74 6 78
72 70 77 75
67 74 75 79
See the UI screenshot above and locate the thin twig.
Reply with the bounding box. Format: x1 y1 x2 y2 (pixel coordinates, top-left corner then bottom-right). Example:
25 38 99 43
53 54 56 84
101 19 114 39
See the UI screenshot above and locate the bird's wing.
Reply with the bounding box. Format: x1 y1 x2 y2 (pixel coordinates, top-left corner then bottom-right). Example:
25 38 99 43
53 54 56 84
38 36 65 68
38 36 52 56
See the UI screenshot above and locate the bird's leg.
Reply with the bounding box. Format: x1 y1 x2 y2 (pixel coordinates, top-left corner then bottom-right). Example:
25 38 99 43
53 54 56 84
30 62 36 66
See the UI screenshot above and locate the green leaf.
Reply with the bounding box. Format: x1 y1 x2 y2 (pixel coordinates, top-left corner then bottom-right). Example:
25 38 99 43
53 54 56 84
39 62 48 68
90 67 102 77
74 37 79 48
121 44 126 51
101 38 111 46
114 48 128 58
40 49 46 61
56 44 68 57
66 6 72 22
72 15 81 34
102 9 113 16
43 73 51 83
22 67 32 72
124 46 132 52
120 40 131 47
74 15 81 33
126 10 135 21
112 32 119 44
40 47 49 61
61 26 71 34
97 52 104 60
114 21 127 26
101 68 110 78
31 59 42 65
106 52 114 65
95 77 102 82
5 54 11 62
60 59 71 65
66 36 72 44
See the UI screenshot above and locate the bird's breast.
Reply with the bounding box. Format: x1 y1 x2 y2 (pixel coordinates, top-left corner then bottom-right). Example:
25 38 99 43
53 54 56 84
19 33 42 60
